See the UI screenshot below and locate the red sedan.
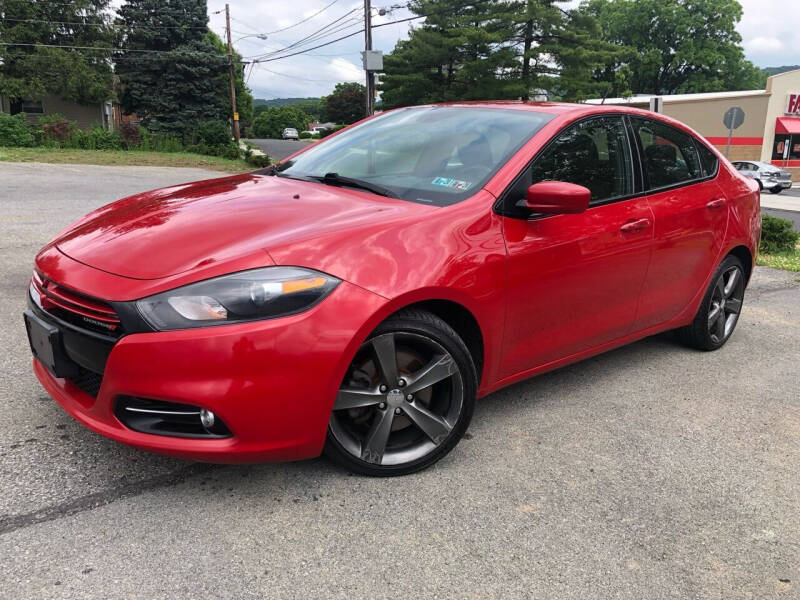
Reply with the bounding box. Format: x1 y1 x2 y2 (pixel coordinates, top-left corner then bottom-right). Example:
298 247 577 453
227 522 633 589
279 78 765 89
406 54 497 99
24 103 761 476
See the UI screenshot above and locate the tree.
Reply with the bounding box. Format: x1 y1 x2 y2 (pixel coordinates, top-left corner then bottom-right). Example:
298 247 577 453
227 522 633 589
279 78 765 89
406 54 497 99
580 0 766 96
114 0 231 135
252 106 312 138
320 82 368 124
0 0 114 104
510 1 625 101
379 1 524 109
378 1 624 107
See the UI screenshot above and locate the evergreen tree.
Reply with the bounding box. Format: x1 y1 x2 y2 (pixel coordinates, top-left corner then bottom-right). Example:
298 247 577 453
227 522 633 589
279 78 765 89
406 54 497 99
114 0 230 135
379 0 525 109
379 0 625 107
0 0 114 104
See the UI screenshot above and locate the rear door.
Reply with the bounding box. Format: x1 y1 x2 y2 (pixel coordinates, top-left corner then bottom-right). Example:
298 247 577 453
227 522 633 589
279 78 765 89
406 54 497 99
630 118 729 330
498 115 654 377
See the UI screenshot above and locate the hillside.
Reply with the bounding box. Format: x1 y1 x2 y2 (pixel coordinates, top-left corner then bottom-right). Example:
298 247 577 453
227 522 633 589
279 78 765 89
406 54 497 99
763 65 800 77
254 97 321 107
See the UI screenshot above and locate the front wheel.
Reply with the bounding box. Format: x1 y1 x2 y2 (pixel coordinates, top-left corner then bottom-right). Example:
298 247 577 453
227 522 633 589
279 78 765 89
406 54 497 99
325 309 476 476
676 255 746 351
770 187 783 194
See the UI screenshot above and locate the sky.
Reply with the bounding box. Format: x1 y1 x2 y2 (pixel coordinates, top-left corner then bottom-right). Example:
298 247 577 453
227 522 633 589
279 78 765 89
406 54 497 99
204 0 800 100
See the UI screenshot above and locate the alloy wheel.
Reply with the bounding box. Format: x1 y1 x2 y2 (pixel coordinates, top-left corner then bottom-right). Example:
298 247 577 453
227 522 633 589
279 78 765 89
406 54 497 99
707 266 744 344
329 332 464 467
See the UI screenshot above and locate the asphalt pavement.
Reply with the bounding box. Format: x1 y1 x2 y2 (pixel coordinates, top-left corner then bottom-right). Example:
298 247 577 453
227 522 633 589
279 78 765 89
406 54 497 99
762 186 800 230
1 162 799 599
246 138 310 161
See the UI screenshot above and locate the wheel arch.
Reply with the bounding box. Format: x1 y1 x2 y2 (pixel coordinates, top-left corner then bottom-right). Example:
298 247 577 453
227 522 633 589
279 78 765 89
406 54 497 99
394 299 485 385
727 245 753 283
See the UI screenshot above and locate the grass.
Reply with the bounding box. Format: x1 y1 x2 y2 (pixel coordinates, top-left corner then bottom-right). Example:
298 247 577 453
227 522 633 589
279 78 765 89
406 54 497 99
757 249 800 272
0 146 252 172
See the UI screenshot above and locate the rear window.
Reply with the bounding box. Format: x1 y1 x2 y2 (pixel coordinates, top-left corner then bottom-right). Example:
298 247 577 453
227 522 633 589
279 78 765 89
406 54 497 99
632 119 703 190
695 141 719 177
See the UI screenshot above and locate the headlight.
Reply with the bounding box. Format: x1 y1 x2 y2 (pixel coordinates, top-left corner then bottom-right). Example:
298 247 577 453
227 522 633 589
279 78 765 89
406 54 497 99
136 267 340 331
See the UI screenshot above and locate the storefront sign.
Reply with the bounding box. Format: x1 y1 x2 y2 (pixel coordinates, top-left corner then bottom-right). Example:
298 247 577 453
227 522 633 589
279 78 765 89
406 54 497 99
786 93 800 115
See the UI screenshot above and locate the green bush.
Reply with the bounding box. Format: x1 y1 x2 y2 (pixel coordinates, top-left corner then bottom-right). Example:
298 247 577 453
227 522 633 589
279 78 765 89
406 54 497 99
213 143 241 160
761 214 799 254
299 131 312 139
66 127 124 151
139 129 184 153
0 113 35 147
245 153 270 168
194 120 232 146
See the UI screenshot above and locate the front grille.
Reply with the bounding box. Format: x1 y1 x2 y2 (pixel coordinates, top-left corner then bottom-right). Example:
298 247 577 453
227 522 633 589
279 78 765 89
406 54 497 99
70 366 104 398
31 271 123 338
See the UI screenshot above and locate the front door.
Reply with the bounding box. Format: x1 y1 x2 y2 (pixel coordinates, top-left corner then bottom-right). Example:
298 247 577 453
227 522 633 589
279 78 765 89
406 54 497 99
498 116 654 379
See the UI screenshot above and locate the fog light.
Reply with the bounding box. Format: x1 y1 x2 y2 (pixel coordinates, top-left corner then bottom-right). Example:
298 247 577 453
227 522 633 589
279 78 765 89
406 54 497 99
200 409 215 429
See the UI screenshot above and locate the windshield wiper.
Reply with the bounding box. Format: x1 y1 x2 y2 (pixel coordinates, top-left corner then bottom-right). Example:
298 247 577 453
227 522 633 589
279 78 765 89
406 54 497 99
308 172 399 198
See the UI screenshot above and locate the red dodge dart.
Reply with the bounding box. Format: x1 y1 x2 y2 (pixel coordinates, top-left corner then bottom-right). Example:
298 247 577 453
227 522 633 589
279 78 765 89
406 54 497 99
24 103 761 476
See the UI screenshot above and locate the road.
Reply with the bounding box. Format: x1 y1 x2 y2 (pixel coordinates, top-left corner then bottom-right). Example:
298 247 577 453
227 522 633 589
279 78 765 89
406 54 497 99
1 162 799 599
246 138 309 160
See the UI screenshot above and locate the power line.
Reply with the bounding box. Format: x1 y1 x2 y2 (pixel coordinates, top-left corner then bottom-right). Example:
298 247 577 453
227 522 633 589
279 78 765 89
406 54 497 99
250 14 424 64
0 17 211 31
259 66 354 83
244 7 362 60
0 41 227 59
264 0 341 35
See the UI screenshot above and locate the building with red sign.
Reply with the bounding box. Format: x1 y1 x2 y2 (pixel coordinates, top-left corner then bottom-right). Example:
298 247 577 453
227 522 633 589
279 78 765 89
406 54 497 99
587 68 800 180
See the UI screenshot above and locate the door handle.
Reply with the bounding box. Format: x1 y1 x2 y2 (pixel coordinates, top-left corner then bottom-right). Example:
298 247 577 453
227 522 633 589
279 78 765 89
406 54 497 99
706 198 727 209
620 218 651 233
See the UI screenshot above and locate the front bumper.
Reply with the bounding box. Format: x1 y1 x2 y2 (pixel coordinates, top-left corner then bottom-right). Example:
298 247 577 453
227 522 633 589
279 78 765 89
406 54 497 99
31 280 385 463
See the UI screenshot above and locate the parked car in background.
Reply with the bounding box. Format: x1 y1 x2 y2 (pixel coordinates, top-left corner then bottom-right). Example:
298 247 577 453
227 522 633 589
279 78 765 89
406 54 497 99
731 160 792 194
281 128 299 140
302 126 330 137
25 103 760 476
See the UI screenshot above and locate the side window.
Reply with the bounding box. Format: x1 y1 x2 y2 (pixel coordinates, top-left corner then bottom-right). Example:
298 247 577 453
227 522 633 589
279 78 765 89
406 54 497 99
696 141 719 177
528 117 633 204
634 119 702 189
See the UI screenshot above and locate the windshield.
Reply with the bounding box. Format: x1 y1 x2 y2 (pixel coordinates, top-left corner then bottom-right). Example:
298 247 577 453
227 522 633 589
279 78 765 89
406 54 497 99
275 106 554 206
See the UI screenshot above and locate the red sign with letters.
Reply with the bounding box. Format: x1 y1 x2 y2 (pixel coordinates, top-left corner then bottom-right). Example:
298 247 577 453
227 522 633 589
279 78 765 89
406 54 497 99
787 93 800 115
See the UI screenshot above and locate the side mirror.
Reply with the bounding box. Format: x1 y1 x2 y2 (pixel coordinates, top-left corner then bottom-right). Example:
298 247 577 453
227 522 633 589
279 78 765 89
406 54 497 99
526 181 591 215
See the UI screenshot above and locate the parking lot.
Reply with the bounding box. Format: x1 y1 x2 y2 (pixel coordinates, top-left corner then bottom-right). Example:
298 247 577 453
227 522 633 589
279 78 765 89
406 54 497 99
1 162 799 599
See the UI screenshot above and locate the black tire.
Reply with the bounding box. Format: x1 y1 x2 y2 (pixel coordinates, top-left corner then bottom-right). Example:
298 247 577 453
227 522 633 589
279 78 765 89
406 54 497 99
325 309 477 476
756 179 763 191
769 186 783 194
676 254 746 351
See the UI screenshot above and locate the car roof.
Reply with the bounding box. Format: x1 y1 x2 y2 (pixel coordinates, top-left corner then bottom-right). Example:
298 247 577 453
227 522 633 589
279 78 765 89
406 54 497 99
414 100 656 118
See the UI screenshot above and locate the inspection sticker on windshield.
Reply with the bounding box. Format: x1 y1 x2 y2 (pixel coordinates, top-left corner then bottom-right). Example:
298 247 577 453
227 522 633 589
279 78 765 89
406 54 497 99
431 177 472 191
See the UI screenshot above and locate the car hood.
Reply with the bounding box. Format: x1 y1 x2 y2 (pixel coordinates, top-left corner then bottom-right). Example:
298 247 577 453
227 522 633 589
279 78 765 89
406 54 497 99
54 173 433 280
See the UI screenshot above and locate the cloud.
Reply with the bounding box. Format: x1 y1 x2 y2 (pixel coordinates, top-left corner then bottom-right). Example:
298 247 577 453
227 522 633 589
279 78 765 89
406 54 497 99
744 36 784 55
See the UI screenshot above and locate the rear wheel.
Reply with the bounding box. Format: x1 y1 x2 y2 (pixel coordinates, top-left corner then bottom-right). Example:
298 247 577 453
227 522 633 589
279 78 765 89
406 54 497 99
676 255 746 351
325 309 476 476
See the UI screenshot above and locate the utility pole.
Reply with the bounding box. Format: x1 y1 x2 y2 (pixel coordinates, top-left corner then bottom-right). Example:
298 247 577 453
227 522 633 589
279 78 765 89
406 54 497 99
364 0 374 117
225 4 240 143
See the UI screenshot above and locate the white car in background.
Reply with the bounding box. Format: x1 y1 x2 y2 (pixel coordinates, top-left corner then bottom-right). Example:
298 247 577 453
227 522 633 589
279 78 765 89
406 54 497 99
301 126 330 137
281 128 299 140
732 161 793 194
